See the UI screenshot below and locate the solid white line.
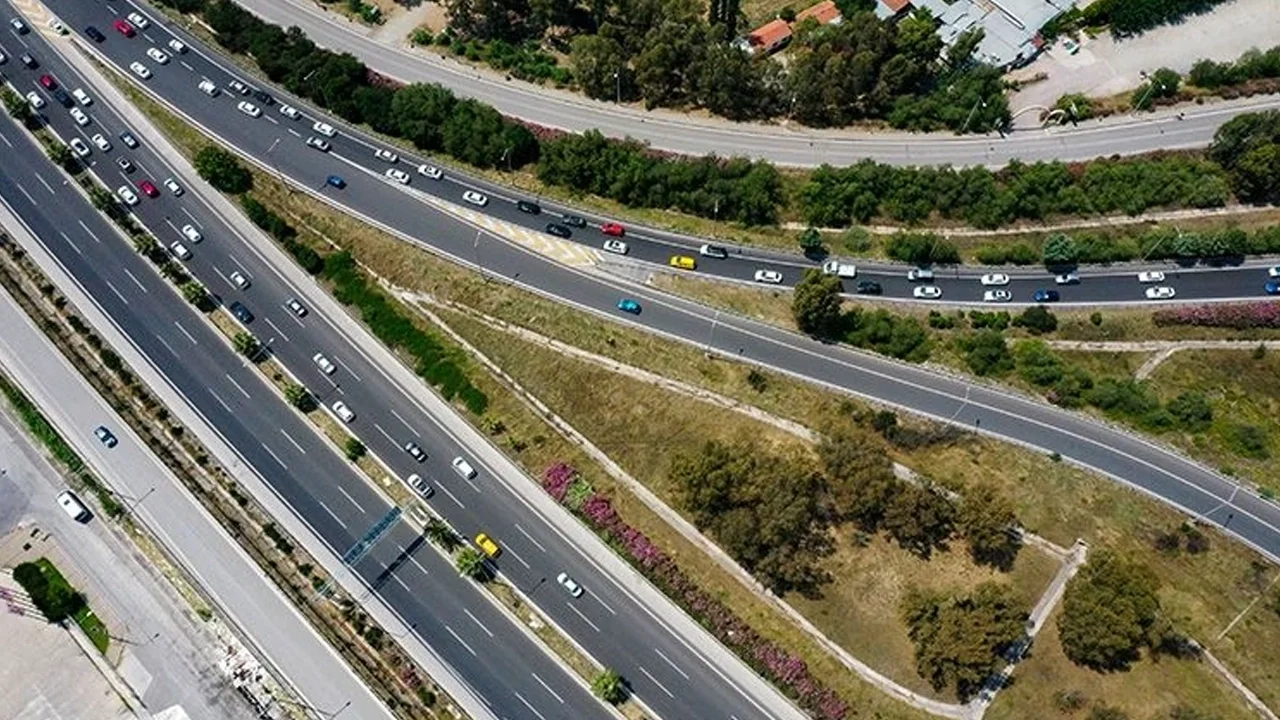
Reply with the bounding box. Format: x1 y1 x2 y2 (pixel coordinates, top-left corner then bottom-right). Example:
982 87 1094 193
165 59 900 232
463 608 494 638
436 482 466 509
35 174 56 195
104 280 129 305
565 602 601 633
589 590 617 616
279 428 306 454
173 320 198 345
261 443 288 469
263 315 290 342
58 231 83 256
17 185 38 207
638 666 675 699
513 693 547 720
529 673 564 704
653 648 690 680
444 625 476 656
0 130 12 148
224 373 251 398
503 545 531 570
121 267 148 292
208 388 233 413
154 333 178 357
389 408 415 435
372 422 397 446
336 485 366 514
464 478 481 493
78 219 101 243
316 499 347 529
513 524 547 553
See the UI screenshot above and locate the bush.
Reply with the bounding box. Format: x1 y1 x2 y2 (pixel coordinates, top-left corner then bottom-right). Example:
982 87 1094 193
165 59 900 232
13 560 87 622
194 146 252 193
1167 391 1213 431
1152 302 1280 330
1013 306 1058 335
958 330 1013 376
968 310 1010 331
884 232 960 265
844 309 931 361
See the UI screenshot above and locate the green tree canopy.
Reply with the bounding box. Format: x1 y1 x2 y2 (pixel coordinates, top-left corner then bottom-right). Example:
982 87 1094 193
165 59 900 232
901 582 1028 699
791 269 845 338
1058 551 1162 671
194 146 253 194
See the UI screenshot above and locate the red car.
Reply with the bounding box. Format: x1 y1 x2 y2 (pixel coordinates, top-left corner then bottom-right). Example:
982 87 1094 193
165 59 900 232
113 19 135 36
138 180 159 198
39 74 57 90
601 222 626 237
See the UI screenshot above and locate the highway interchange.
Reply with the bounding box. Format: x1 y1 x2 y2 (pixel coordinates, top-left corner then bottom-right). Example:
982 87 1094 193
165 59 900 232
2 1 1280 719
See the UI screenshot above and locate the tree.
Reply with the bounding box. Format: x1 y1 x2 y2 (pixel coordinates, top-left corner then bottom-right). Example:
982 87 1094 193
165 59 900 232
818 428 899 528
959 330 1013 376
901 582 1028 699
180 281 209 310
132 235 159 258
591 668 626 704
791 269 844 338
957 484 1021 569
570 34 629 102
883 483 955 557
232 332 260 357
1013 306 1058 335
283 382 316 412
194 146 253 193
344 437 366 461
424 517 462 552
694 40 774 121
454 546 489 580
798 227 825 256
46 141 76 172
13 562 88 623
1058 551 1162 671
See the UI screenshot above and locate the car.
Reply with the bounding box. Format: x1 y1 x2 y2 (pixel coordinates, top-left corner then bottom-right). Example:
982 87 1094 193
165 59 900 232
1033 289 1060 303
129 62 152 80
325 175 346 189
168 38 187 54
913 286 942 299
1055 272 1080 285
146 47 170 64
313 120 336 137
305 136 331 152
670 255 697 270
116 185 139 206
557 572 584 598
47 18 68 35
197 79 219 97
331 400 355 423
0 51 5 65
517 200 541 214
72 88 92 106
1145 286 1176 300
474 532 500 558
601 222 626 238
452 457 477 480
545 223 571 238
1265 281 1280 296
85 25 106 42
181 224 202 243
754 269 784 284
117 157 135 173
313 353 336 375
279 104 300 120
983 289 1012 303
404 441 426 462
417 164 443 180
252 89 273 106
617 298 642 314
907 268 935 282
52 88 73 108
69 107 90 126
855 280 883 295
1267 266 1280 278
285 298 307 317
120 131 139 148
10 18 28 34
169 241 191 260
406 474 433 498
373 148 398 164
699 244 729 259
980 273 1010 286
229 301 254 323
127 12 150 29
563 215 587 228
69 138 90 157
385 168 411 184
601 239 629 255
94 425 118 448
58 490 93 522
26 92 45 109
138 180 159 198
822 259 857 278
236 101 261 117
462 190 488 207
164 178 183 196
91 133 111 151
230 271 251 289
19 53 37 69
1137 271 1166 283
39 74 57 90
228 79 249 95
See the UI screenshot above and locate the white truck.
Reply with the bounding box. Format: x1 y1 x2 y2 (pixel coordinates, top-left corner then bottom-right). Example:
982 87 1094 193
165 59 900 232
822 259 857 278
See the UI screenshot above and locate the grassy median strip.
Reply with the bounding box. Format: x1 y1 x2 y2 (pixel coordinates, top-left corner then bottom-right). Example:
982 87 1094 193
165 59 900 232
12 557 110 653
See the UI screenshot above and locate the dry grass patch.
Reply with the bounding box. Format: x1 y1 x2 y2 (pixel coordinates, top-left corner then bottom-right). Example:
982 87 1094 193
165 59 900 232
1052 349 1151 382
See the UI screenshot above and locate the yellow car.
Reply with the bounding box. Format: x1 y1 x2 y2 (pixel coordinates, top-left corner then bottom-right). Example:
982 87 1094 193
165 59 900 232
475 532 502 558
669 255 697 270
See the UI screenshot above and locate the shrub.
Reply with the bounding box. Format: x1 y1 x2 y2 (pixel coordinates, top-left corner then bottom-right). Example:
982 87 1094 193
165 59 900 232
194 146 252 193
13 560 87 622
1013 306 1058 335
884 232 960 265
959 330 1013 376
1167 392 1213 431
968 310 1010 331
1152 302 1280 330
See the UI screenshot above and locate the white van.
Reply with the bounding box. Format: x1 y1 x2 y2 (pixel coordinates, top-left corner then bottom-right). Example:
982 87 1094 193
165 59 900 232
451 457 477 480
56 490 92 522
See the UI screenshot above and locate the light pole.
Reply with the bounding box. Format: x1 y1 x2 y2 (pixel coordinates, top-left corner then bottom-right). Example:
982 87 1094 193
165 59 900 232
251 336 275 364
125 487 155 517
1134 77 1165 112
704 310 721 357
960 98 987 134
613 70 621 104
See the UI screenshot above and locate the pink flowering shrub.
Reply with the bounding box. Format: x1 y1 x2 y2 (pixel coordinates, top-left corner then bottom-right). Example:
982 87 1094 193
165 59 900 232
540 464 848 720
1152 302 1280 329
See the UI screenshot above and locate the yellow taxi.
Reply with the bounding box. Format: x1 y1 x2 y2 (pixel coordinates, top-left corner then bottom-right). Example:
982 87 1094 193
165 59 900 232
475 532 502 558
669 255 697 271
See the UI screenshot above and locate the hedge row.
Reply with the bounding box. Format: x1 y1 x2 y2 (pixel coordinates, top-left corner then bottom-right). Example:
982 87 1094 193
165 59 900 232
1152 302 1280 330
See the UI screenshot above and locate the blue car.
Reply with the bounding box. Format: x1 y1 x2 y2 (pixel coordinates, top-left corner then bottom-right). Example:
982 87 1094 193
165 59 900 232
326 175 346 189
1266 281 1280 295
1033 289 1060 302
617 298 641 315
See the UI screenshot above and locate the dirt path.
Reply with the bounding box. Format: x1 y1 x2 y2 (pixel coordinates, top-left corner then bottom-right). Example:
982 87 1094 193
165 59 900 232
1046 339 1280 379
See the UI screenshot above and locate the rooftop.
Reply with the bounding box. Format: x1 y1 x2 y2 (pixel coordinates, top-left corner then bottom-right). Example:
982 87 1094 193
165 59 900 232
795 0 844 26
913 0 1074 68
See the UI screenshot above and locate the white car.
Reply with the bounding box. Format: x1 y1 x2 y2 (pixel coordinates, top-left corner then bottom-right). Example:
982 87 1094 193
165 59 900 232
285 298 307 317
91 133 112 151
1145 286 1176 300
146 47 170 64
1267 266 1280 278
313 120 336 137
164 178 183 196
602 239 629 255
236 101 261 117
983 289 1012 303
305 136 330 152
373 148 399 164
69 107 90 126
913 285 942 299
181 224 202 243
168 38 187 54
68 138 91 157
127 12 150 29
169 241 191 260
72 88 92 106
331 400 355 423
313 353 336 375
26 92 45 109
907 268 935 282
117 185 139 206
1055 272 1080 285
228 79 249 95
754 269 783 284
198 79 220 96
47 18 68 35
229 270 250 289
417 164 443 180
385 168 410 184
451 457 477 480
462 190 488 207
556 572 584 598
129 62 152 80
278 104 300 120
407 473 433 498
1137 271 1165 283
821 259 857 278
980 273 1009 286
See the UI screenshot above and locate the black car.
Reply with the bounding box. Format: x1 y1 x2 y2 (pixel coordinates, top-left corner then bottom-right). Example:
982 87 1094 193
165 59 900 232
85 25 105 42
252 89 274 105
229 301 254 324
1033 289 1061 303
855 280 883 295
52 88 73 108
544 222 572 238
563 215 587 228
19 53 37 69
516 200 541 215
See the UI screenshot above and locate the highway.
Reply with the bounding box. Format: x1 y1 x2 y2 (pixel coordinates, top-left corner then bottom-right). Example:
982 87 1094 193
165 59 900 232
0 8 815 720
233 0 1280 168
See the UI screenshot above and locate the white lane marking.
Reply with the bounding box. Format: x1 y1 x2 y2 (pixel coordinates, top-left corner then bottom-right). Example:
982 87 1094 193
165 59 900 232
181 206 199 225
58 231 82 256
373 422 396 446
565 602 601 633
154 333 178 357
78 220 101 243
514 524 547 553
654 648 690 680
173 320 198 344
335 357 362 381
286 127 301 138
317 499 347 529
435 482 466 509
589 590 617 616
514 693 548 720
389 408 415 435
17 185 38 206
463 608 494 638
279 428 306 454
266 115 279 125
529 673 564 704
260 443 288 469
104 280 129 305
121 268 148 292
0 130 12 148
207 389 233 413
263 315 290 342
503 545 531 570
224 373 251 398
444 625 476 656
35 174 55 195
408 555 429 576
286 310 306 328
638 666 675 699
336 485 366 514
180 60 194 71
392 573 411 592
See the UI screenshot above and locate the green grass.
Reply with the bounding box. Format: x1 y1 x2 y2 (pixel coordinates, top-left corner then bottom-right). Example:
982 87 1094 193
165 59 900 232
73 606 111 653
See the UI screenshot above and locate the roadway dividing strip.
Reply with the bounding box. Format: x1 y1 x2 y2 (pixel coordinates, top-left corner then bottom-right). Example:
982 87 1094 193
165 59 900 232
428 195 603 268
